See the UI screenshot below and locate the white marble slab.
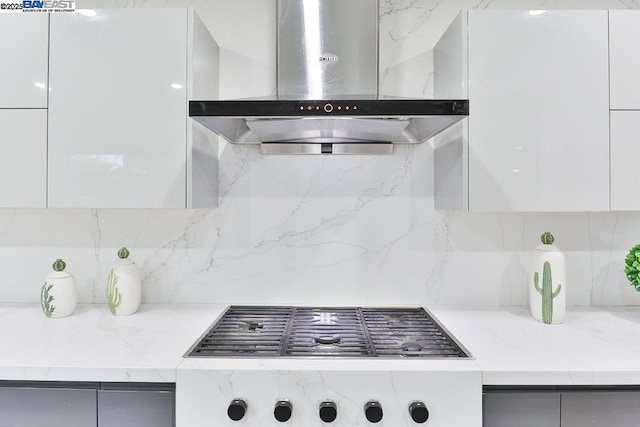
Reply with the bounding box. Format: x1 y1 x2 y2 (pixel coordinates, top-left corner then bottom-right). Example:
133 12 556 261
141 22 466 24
176 366 482 427
0 303 222 382
4 304 640 386
432 306 640 385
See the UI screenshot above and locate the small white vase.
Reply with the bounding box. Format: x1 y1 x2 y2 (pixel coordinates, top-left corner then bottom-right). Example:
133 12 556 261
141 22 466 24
106 247 141 316
529 232 566 324
41 259 77 318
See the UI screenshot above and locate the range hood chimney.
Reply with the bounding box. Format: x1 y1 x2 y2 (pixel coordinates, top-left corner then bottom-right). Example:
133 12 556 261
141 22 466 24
189 0 468 154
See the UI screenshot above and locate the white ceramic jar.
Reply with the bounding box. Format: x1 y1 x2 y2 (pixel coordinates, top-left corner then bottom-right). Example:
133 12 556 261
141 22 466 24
40 259 77 318
106 247 142 315
529 232 566 324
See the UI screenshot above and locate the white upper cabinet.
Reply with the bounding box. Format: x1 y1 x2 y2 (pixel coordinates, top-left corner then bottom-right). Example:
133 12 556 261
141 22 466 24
0 14 48 208
611 111 640 211
610 10 640 211
609 10 640 110
0 14 48 108
0 110 47 208
435 11 610 212
48 9 218 208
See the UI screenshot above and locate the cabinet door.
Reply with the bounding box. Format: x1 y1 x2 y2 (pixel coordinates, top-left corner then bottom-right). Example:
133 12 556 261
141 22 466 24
561 391 640 426
0 386 97 427
611 111 640 211
98 387 174 427
610 11 640 110
467 11 609 212
0 14 48 108
0 110 47 208
48 10 188 208
483 392 560 427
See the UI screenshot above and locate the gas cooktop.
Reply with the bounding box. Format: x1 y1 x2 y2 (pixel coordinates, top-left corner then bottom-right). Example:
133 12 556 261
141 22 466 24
186 306 470 359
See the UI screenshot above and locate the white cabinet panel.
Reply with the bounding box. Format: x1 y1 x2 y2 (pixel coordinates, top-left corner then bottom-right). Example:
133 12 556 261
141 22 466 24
48 10 189 208
0 110 47 208
187 11 219 208
434 12 468 211
611 111 640 211
435 11 610 212
610 12 640 212
467 11 609 212
0 14 48 108
610 10 640 110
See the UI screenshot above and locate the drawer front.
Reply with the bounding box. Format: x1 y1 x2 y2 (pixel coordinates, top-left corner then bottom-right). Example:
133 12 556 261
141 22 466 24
98 389 174 427
561 391 640 427
0 387 97 427
484 392 560 427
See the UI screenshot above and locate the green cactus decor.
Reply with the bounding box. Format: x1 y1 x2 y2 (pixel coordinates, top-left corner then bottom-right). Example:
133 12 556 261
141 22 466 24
541 232 555 245
625 244 640 291
52 259 66 272
534 261 562 324
117 247 130 259
40 283 55 317
40 259 65 317
106 269 122 315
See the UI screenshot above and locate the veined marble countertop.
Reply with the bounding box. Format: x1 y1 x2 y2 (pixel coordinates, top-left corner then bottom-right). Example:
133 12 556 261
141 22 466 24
2 304 640 385
0 304 224 382
432 306 640 385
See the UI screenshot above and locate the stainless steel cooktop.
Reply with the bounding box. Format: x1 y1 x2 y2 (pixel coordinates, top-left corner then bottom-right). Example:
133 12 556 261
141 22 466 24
186 306 470 359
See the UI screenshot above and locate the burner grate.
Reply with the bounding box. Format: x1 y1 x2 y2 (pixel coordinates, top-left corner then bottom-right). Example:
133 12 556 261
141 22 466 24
187 306 468 358
284 307 374 357
188 306 293 356
362 308 467 358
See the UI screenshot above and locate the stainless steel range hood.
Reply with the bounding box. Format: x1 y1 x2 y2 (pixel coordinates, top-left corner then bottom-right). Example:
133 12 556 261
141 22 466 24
189 0 468 154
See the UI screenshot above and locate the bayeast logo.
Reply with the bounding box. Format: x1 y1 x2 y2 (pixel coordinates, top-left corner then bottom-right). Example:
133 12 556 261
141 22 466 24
22 0 75 12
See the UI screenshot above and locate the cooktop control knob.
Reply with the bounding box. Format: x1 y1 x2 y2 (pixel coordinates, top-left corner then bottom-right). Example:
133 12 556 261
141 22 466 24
274 400 293 422
319 401 337 423
409 401 430 424
364 400 383 423
227 399 247 421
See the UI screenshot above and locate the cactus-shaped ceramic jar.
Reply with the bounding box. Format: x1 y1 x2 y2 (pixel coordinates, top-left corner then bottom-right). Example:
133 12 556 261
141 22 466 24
529 232 566 324
40 259 77 318
106 247 142 316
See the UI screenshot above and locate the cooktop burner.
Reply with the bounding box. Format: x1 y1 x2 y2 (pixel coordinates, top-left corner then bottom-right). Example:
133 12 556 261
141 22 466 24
186 306 469 359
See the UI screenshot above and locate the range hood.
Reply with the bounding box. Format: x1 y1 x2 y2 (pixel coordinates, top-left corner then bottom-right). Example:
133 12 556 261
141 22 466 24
189 0 468 155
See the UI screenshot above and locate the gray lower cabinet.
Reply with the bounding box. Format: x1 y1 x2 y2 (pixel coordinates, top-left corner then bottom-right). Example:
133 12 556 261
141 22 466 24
484 388 640 427
98 383 174 427
561 391 640 426
483 390 560 427
0 383 97 427
0 381 174 427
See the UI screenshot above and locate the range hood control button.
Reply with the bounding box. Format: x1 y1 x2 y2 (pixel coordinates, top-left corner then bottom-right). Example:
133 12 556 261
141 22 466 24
319 401 337 423
227 399 247 421
409 401 429 423
364 400 383 423
323 103 333 113
274 400 293 422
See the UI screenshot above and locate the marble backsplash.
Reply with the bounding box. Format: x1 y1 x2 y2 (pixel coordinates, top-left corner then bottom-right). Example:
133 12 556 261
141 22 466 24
2 0 640 307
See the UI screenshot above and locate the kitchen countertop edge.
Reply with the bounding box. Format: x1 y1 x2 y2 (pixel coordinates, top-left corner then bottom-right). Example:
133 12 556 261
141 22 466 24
2 304 640 385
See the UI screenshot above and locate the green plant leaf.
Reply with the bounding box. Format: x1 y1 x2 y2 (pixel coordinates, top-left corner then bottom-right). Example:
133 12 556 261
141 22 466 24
625 243 640 290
